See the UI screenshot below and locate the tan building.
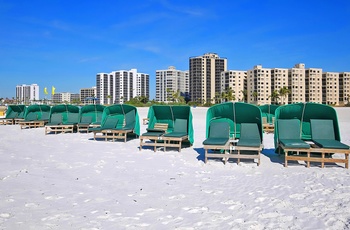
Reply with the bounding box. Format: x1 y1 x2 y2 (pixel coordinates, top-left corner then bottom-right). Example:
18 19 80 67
221 70 247 102
80 87 97 104
322 72 339 105
189 53 227 104
288 63 306 103
340 72 350 105
271 68 289 104
247 65 271 105
305 67 323 103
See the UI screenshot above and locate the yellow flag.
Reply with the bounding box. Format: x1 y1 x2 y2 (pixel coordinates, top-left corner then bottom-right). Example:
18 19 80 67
44 87 48 95
52 86 56 95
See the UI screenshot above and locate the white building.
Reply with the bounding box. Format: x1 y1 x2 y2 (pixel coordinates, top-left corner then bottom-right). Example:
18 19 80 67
16 84 39 104
80 87 97 104
155 66 189 102
96 69 149 105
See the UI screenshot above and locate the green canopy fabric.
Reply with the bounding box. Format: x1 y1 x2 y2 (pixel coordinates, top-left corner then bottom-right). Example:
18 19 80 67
146 105 194 144
101 104 140 136
273 102 341 151
24 105 51 120
259 104 279 124
80 104 105 123
50 104 80 124
5 105 26 119
205 102 263 141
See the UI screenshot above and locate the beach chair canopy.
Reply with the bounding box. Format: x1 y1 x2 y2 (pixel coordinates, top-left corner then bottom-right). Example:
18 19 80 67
24 104 51 121
50 104 80 124
259 104 279 124
146 105 194 144
80 104 105 124
205 102 263 140
5 105 26 119
101 104 140 136
273 103 340 150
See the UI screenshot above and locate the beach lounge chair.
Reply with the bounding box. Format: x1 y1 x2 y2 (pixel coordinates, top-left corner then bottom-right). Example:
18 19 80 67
310 119 350 168
45 113 63 134
234 123 263 165
139 123 169 151
0 110 18 125
114 110 137 141
89 116 119 141
277 119 310 167
100 110 137 142
203 121 230 163
19 112 42 129
77 116 93 133
163 118 189 152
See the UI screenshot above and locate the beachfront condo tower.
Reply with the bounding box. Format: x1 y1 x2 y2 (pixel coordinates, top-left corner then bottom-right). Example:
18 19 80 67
288 63 306 104
16 84 39 104
96 69 149 105
340 72 350 105
155 66 189 103
322 72 340 105
221 70 247 102
189 53 227 104
247 65 272 105
271 68 289 105
306 67 323 104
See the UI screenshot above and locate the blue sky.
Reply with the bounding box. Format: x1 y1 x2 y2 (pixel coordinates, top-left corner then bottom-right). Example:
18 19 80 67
1 0 350 100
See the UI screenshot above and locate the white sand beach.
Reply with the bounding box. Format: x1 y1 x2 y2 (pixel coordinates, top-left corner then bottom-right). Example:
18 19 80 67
1 107 350 229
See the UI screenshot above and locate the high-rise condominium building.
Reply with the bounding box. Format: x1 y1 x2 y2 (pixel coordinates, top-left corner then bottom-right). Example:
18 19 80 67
80 87 97 104
340 72 350 105
189 53 227 103
322 72 339 105
221 70 247 102
305 67 322 103
155 66 189 102
16 84 39 104
96 69 149 105
52 92 80 103
271 68 289 104
288 63 306 103
247 65 271 105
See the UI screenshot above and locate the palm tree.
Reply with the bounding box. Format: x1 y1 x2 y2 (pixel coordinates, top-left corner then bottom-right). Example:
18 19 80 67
279 87 291 105
269 90 280 105
241 90 247 102
252 91 258 104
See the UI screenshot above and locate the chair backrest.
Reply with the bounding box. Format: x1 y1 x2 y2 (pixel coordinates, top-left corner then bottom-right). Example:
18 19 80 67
50 113 62 123
67 113 80 123
7 111 18 119
311 119 335 140
173 118 188 133
40 111 50 120
209 121 230 138
80 116 92 124
102 116 118 129
278 119 301 139
124 110 136 129
240 123 261 141
26 112 38 121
